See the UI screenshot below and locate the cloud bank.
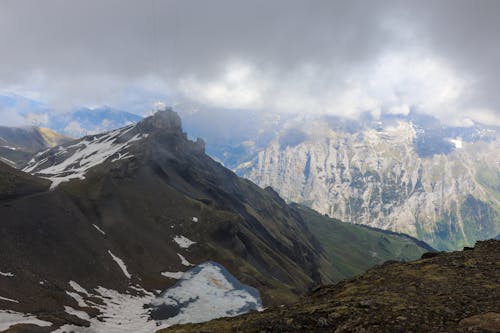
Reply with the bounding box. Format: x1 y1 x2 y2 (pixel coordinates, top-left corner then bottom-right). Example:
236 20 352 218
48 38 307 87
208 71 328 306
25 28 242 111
0 0 499 126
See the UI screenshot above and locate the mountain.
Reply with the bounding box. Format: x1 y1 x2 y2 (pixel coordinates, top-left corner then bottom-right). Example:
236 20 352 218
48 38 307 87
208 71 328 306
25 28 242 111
46 107 143 137
231 113 500 250
161 239 500 333
0 125 70 167
0 109 431 331
0 94 143 138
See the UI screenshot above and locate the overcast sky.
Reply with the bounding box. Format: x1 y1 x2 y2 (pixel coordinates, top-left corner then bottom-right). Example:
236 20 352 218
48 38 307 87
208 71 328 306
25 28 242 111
0 0 499 126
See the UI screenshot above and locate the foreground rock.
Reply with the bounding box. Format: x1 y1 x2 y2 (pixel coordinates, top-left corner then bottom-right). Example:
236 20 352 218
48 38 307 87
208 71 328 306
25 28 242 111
161 240 500 333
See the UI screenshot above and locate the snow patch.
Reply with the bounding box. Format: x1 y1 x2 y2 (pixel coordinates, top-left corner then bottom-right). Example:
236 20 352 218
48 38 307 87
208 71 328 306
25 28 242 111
449 137 463 149
19 263 260 332
66 291 88 308
69 281 90 296
0 310 51 331
173 235 196 249
111 152 134 163
92 224 106 235
191 216 199 222
151 261 263 326
54 285 169 333
161 271 185 279
108 250 132 279
0 296 19 303
64 306 90 321
0 271 14 277
0 157 16 166
177 253 193 266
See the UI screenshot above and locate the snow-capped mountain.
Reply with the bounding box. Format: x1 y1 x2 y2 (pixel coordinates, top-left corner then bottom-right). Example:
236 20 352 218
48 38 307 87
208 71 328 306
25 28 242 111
233 113 500 250
23 123 148 189
0 94 143 138
47 106 143 137
0 109 431 331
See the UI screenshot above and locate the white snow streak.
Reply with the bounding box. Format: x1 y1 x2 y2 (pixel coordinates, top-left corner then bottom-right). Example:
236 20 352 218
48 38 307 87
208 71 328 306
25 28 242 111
92 224 106 235
0 296 19 303
111 152 134 163
161 271 184 279
66 291 87 308
108 250 132 279
64 306 90 321
177 253 193 266
0 271 14 277
69 281 90 296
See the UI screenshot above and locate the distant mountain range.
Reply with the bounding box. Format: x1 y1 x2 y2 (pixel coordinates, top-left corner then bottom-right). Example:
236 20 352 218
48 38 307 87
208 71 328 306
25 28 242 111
1 93 497 251
0 109 430 331
228 112 500 250
0 94 143 138
0 125 70 167
175 108 499 251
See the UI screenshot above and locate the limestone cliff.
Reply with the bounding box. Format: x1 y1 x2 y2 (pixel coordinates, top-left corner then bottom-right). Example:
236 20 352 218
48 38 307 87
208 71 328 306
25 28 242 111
237 116 500 250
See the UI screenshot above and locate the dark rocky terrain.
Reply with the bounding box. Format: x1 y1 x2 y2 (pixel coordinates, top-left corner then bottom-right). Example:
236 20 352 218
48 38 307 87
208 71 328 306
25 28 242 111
162 239 500 333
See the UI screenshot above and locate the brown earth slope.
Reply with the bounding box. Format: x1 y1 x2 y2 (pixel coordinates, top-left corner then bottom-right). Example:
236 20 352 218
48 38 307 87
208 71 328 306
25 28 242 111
161 239 500 333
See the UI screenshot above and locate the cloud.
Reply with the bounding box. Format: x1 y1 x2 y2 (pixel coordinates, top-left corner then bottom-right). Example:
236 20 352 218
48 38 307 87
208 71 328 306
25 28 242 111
0 0 498 126
0 107 28 127
177 51 479 125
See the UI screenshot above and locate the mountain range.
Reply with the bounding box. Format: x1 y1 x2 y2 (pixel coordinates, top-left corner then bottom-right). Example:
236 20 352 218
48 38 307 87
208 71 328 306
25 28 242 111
0 109 431 331
0 94 143 137
212 112 500 251
0 125 70 167
2 97 497 252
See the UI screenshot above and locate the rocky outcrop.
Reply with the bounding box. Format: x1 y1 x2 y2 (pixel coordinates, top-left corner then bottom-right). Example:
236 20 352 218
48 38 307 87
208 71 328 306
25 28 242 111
160 239 500 333
238 119 500 250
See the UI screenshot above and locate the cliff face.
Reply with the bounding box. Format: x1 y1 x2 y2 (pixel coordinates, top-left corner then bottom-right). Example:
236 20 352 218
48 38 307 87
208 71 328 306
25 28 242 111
237 118 500 250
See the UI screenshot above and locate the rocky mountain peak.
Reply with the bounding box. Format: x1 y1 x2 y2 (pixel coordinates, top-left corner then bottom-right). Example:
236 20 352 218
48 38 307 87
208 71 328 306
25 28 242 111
140 109 182 133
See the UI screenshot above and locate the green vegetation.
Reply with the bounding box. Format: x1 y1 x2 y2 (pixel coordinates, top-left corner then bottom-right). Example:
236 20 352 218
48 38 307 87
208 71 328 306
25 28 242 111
416 195 500 251
292 204 433 281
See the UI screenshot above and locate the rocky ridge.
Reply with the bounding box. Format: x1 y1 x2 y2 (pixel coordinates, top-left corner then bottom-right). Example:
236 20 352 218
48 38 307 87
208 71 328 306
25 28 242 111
161 239 500 333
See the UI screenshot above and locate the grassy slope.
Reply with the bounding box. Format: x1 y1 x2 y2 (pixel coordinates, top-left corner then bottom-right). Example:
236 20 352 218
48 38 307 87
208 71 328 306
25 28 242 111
292 204 433 280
